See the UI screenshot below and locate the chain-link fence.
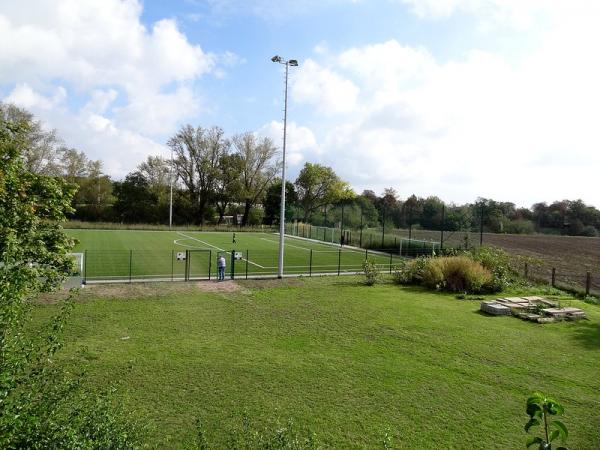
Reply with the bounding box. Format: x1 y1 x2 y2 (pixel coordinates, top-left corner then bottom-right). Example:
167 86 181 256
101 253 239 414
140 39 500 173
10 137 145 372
286 222 600 296
81 247 405 284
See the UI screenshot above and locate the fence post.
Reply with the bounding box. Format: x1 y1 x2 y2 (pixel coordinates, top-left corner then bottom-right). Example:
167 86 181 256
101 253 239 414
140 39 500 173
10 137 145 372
246 250 249 280
524 263 528 279
129 250 132 284
338 249 341 276
551 267 556 287
171 250 174 281
586 271 591 296
365 249 368 260
83 249 87 284
309 249 313 277
208 250 212 280
231 250 235 280
389 252 393 274
440 204 445 250
185 250 190 281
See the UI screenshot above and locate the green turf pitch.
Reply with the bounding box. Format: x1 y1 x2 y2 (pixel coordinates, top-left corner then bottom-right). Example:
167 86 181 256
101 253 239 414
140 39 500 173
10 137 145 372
68 229 402 281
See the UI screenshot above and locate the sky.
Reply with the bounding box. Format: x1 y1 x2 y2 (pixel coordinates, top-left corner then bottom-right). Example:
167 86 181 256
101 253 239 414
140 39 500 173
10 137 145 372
1 0 599 208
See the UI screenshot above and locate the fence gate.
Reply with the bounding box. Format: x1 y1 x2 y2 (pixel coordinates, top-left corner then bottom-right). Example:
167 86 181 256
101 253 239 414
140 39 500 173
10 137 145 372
185 249 212 281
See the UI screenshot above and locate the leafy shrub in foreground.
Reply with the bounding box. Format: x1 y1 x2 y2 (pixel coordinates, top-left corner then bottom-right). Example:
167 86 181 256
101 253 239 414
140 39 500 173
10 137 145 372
362 259 381 286
524 392 568 450
469 246 518 292
392 257 429 285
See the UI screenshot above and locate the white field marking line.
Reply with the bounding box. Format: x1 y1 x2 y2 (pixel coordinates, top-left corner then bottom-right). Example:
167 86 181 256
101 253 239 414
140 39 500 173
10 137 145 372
177 232 226 252
172 238 213 250
177 233 266 269
260 237 312 252
240 257 266 269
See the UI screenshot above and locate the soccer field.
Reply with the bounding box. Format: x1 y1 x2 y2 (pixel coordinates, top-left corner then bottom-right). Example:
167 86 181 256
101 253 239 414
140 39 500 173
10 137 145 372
68 229 402 282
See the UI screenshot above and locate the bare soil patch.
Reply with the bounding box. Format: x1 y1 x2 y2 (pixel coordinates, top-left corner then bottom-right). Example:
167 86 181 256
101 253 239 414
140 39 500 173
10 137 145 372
196 280 247 293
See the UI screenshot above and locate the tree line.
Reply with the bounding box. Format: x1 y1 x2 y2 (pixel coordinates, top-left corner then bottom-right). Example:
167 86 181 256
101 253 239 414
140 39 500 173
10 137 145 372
3 101 600 237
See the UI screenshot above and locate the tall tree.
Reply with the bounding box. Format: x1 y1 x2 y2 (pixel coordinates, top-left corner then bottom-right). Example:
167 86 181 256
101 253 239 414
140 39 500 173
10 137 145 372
59 147 89 182
113 172 159 223
295 162 350 222
138 155 171 195
214 153 243 224
167 125 228 224
233 132 280 226
263 180 297 225
0 102 62 175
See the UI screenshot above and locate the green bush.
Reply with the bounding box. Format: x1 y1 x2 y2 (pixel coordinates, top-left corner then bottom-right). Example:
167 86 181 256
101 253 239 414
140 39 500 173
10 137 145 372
392 257 428 285
362 259 380 286
442 256 492 293
469 246 517 292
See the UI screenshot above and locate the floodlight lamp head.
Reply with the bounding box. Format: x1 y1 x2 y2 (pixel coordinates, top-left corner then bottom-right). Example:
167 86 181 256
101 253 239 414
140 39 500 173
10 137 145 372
289 59 298 66
271 55 282 63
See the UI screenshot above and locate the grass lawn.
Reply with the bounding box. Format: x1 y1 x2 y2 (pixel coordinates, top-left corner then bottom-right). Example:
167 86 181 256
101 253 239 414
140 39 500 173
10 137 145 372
34 277 600 448
67 229 400 281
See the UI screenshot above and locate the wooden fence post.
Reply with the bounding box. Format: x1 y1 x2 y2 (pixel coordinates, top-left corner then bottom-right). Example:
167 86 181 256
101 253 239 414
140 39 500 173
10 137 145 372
586 271 591 296
551 268 556 287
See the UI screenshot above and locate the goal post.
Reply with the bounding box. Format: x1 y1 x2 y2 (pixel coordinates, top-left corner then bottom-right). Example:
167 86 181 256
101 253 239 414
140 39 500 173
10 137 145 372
68 252 84 276
399 238 440 257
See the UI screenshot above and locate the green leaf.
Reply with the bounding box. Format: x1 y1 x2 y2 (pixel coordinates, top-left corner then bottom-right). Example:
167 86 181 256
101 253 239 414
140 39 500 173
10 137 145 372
547 401 565 416
526 436 543 448
549 429 559 442
526 403 542 418
527 393 546 405
524 418 540 432
552 420 568 441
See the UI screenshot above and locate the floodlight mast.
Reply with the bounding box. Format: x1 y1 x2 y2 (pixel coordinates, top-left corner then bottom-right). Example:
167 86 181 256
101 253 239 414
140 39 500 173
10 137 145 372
271 55 298 279
169 146 174 229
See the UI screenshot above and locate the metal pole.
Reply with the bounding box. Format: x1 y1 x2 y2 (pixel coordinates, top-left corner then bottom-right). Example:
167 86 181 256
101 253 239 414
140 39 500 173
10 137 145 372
389 252 393 274
340 202 344 245
169 146 174 229
277 61 290 279
231 250 235 280
338 248 341 276
479 202 484 246
208 250 212 280
551 268 556 287
381 204 386 248
245 250 249 280
129 250 132 283
171 249 174 281
440 203 445 250
309 249 313 277
359 207 363 248
408 205 413 241
83 249 87 284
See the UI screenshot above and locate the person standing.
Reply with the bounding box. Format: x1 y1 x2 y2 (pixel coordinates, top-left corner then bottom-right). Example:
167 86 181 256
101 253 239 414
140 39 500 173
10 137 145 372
232 232 237 244
217 254 226 281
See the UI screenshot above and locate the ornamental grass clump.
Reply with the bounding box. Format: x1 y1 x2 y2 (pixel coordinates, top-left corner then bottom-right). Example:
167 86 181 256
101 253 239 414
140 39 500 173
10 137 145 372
420 256 493 294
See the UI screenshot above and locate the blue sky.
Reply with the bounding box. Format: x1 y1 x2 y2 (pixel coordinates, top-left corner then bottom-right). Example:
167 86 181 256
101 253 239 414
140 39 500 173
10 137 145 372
1 1 599 207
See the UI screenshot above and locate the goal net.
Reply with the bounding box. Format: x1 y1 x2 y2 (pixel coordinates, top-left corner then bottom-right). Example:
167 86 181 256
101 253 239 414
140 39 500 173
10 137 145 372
399 239 440 257
68 252 84 276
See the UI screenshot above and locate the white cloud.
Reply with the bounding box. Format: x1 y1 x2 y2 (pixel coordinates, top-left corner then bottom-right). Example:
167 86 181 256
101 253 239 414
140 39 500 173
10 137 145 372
291 59 359 115
0 0 219 176
5 83 67 110
290 3 600 206
258 121 318 167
